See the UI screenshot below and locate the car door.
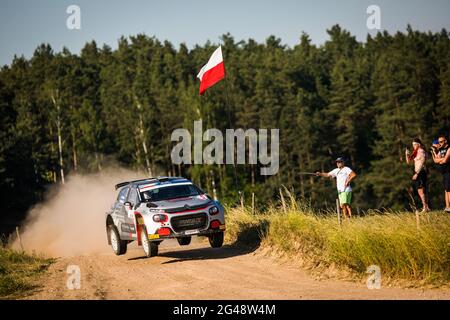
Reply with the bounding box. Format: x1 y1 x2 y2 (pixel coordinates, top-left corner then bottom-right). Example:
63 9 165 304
123 187 139 235
114 186 130 238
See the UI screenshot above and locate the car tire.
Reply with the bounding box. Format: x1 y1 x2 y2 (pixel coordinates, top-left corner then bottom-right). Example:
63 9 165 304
209 231 224 248
177 236 191 246
109 225 127 255
140 227 158 257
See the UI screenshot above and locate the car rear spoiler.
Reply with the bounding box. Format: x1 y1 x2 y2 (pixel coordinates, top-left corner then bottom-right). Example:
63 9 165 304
114 176 185 190
114 181 131 190
115 178 156 190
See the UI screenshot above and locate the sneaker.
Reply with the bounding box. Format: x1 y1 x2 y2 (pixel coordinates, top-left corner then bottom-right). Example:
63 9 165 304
445 208 450 213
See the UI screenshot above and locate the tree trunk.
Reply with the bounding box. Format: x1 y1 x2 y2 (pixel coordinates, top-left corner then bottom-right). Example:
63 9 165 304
299 157 305 198
307 150 314 201
69 104 78 172
49 125 57 183
134 95 153 177
72 131 78 172
57 107 65 184
140 120 152 176
135 135 142 167
95 151 102 171
51 91 65 185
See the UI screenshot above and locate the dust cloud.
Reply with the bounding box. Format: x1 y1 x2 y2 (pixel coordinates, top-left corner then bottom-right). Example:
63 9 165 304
12 167 143 257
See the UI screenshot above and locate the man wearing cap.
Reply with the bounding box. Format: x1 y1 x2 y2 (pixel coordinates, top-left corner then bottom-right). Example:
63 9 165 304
316 158 357 219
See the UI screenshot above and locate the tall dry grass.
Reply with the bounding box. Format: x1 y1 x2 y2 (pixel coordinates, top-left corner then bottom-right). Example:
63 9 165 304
225 190 450 286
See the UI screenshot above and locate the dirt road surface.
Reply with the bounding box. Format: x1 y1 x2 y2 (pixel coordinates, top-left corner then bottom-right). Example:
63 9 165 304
25 239 450 300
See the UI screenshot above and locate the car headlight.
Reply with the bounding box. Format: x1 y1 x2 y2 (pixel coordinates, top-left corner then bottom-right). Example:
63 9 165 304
152 214 168 222
209 206 219 215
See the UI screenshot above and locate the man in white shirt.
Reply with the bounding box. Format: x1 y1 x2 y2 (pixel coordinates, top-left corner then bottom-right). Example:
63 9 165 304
316 157 357 219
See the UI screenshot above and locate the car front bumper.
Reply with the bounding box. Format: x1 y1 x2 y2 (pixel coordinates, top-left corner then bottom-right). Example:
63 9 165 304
147 224 226 241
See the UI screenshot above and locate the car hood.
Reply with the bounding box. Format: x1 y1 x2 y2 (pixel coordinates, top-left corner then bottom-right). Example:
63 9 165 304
148 195 213 213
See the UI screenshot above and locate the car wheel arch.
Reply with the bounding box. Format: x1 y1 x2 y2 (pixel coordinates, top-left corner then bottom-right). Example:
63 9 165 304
134 213 145 245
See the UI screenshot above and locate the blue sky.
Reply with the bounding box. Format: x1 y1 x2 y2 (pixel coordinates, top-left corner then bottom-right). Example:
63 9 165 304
1 0 449 66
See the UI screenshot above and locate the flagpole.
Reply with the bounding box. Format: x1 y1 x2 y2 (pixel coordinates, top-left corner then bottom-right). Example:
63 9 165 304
198 45 242 204
223 76 242 204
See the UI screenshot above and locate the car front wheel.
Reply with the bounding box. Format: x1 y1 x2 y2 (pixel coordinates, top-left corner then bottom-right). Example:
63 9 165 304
209 231 224 248
109 225 127 255
177 236 191 246
140 227 158 257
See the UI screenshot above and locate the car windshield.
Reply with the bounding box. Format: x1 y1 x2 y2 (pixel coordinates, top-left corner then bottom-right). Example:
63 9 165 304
140 184 202 202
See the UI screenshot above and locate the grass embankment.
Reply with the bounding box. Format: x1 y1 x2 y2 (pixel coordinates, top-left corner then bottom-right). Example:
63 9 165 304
225 204 450 287
0 248 53 299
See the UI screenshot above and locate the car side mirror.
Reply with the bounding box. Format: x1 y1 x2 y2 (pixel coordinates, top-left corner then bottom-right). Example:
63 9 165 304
124 201 132 210
146 202 158 208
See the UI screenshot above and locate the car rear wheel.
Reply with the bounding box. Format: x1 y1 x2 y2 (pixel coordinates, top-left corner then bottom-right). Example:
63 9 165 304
140 227 158 257
209 231 224 248
109 225 127 255
177 236 191 246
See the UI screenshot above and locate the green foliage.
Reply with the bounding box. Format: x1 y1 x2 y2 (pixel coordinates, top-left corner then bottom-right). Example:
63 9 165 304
0 26 449 232
0 248 53 298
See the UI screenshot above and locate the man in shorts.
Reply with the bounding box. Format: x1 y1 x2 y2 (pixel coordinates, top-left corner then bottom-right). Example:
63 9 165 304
316 157 357 219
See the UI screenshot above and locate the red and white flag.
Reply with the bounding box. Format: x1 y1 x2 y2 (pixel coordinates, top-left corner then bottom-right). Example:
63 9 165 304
197 46 225 95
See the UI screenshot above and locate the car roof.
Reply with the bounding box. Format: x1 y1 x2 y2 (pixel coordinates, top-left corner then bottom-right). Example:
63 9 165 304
136 177 191 189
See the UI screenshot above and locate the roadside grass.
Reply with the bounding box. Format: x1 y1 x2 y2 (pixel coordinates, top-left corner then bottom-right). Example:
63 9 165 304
225 202 450 287
0 248 53 299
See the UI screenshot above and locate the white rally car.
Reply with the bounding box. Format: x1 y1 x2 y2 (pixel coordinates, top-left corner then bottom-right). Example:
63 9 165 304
105 177 226 257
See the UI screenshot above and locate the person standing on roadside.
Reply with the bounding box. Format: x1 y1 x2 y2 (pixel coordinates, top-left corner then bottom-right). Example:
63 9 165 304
431 135 450 212
316 157 357 219
405 138 430 212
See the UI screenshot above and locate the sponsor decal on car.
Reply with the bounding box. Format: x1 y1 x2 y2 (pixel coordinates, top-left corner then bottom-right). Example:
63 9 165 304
139 181 192 192
184 229 200 235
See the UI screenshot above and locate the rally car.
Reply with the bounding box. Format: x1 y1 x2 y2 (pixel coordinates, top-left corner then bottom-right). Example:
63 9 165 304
105 176 226 257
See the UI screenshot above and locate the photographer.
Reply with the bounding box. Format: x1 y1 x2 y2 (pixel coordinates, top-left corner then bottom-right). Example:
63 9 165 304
431 135 450 212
